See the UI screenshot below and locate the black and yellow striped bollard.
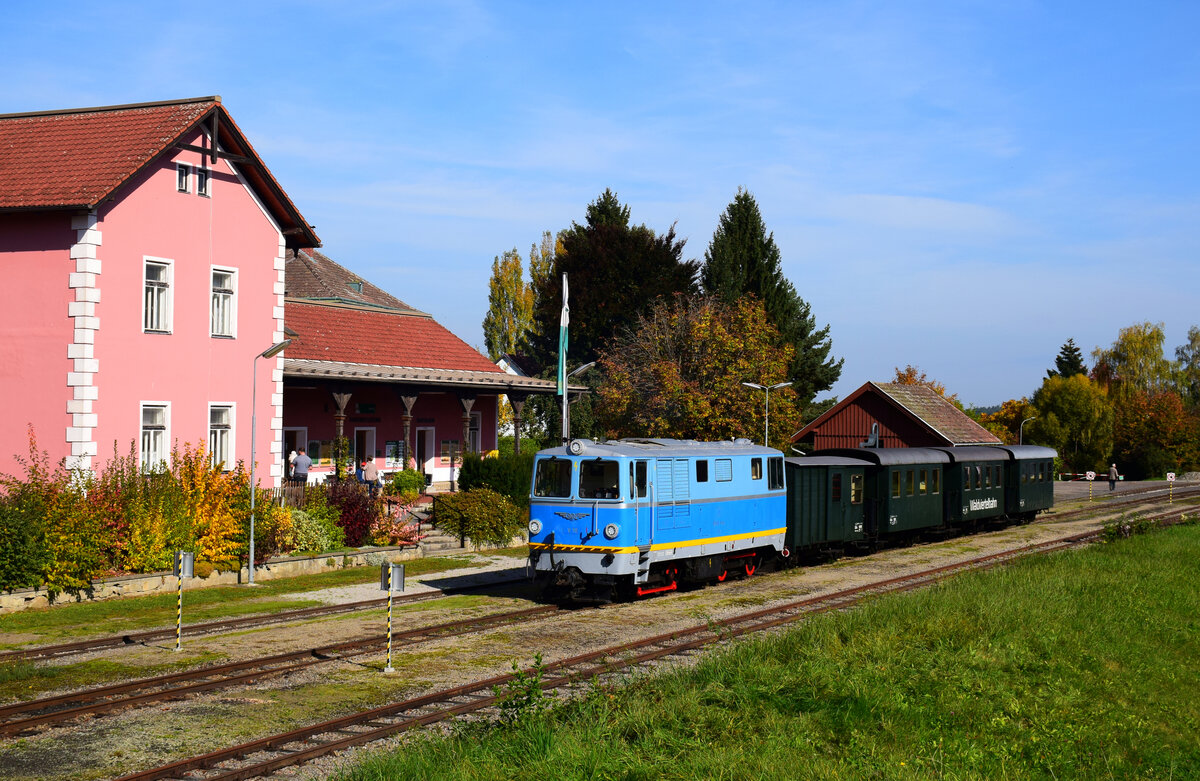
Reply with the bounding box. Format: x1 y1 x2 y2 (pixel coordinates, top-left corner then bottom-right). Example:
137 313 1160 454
174 551 194 652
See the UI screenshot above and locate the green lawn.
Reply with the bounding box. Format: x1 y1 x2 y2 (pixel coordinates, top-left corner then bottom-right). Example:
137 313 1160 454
337 523 1200 780
0 554 489 645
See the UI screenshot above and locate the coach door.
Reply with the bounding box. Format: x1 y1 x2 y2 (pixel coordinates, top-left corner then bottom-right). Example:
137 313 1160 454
630 460 652 546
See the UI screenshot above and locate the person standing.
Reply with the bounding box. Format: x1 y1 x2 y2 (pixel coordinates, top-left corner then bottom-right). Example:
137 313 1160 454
293 448 312 484
362 457 380 497
1108 463 1118 491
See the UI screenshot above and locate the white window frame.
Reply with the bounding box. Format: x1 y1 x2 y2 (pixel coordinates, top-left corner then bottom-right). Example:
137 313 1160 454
140 402 171 472
210 266 237 338
143 257 174 333
196 166 211 197
208 403 235 471
177 163 191 193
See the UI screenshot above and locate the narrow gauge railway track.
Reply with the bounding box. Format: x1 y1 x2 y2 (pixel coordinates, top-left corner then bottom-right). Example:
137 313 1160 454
0 575 529 665
110 526 1147 781
0 604 559 738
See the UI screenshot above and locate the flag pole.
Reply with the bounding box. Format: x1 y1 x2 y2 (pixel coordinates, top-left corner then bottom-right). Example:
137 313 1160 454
558 273 569 444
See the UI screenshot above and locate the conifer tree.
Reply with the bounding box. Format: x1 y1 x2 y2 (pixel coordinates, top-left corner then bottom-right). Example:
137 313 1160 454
1046 338 1087 379
701 188 841 404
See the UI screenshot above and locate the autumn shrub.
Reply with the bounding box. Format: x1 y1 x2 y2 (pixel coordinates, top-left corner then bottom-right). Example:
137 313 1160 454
387 469 426 500
433 488 524 546
288 507 345 553
0 435 53 591
370 496 424 547
325 479 382 547
458 452 535 507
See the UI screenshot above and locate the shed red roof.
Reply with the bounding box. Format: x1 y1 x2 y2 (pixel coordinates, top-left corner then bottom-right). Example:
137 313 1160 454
0 96 318 248
285 300 503 374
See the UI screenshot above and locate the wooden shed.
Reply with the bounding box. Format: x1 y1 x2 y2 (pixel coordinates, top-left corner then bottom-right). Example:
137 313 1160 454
793 382 1001 450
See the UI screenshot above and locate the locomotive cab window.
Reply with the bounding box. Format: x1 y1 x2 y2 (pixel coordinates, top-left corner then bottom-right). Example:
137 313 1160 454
534 458 572 498
768 457 784 489
696 460 709 483
850 474 864 504
750 458 762 480
580 459 620 499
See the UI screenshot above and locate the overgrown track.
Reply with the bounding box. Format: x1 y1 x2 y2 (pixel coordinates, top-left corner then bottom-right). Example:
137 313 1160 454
0 576 529 665
0 604 559 737
110 520 1189 781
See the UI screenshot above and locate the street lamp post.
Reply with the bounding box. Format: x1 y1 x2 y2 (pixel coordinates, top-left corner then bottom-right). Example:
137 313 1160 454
561 361 596 444
742 381 793 447
1019 415 1037 445
248 339 292 585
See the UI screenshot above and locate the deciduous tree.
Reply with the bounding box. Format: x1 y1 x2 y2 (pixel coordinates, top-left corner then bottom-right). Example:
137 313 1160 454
1091 322 1176 400
482 249 533 361
1028 374 1114 473
595 296 798 450
1174 325 1200 406
1112 389 1196 479
979 398 1037 444
701 188 841 405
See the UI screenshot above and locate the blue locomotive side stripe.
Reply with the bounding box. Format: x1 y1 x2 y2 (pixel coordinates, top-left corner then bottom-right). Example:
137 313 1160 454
528 526 787 555
531 491 783 510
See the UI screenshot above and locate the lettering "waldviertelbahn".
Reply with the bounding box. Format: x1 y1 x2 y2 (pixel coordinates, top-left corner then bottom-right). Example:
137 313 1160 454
969 498 999 511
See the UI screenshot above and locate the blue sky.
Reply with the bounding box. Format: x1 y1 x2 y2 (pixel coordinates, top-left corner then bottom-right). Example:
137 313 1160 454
5 1 1198 407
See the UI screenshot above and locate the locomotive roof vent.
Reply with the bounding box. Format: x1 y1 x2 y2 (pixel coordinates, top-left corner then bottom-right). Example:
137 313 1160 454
734 438 753 445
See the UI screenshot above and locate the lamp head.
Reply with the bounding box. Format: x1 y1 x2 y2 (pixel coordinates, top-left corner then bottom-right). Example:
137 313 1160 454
259 339 292 360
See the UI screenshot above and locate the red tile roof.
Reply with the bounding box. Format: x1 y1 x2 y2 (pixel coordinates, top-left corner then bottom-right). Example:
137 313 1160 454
0 98 217 209
0 97 319 248
874 383 1001 445
285 300 503 374
286 248 416 311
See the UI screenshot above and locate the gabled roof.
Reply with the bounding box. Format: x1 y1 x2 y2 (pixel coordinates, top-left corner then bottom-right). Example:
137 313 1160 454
285 248 415 311
283 299 560 395
794 381 1001 446
285 299 502 373
0 96 319 248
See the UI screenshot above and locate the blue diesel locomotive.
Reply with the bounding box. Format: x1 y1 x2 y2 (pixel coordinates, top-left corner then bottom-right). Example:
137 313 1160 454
527 438 787 601
528 439 1057 602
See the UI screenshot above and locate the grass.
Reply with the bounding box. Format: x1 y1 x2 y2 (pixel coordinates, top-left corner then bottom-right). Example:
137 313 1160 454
334 523 1200 781
0 554 493 645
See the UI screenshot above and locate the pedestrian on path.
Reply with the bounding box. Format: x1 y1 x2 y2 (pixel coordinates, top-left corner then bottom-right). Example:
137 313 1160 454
293 448 312 484
362 458 380 497
1108 463 1118 491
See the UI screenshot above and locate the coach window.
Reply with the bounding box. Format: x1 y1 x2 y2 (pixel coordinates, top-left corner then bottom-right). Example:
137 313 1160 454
892 471 901 498
906 469 915 496
750 458 763 480
919 469 928 494
931 468 940 494
768 457 784 489
533 458 572 498
974 466 982 490
580 459 620 499
832 474 842 502
850 474 864 504
984 466 991 489
696 460 709 483
963 466 971 491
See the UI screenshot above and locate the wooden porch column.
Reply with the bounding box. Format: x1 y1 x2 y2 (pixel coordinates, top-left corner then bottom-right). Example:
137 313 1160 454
454 394 476 492
398 392 418 470
331 392 352 440
507 391 529 455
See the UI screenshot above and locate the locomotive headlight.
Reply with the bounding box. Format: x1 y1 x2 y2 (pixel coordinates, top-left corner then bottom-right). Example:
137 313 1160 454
603 523 620 540
528 519 543 535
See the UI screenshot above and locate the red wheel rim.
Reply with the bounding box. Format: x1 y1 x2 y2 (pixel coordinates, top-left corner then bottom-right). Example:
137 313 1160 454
745 562 757 577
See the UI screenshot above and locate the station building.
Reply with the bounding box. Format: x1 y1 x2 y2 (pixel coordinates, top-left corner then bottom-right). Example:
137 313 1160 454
0 97 557 486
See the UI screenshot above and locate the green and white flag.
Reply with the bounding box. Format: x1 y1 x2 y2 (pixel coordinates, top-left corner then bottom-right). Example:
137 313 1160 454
556 273 569 395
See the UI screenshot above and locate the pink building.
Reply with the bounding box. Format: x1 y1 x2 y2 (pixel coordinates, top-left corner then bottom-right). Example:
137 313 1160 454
282 249 559 484
0 97 319 483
